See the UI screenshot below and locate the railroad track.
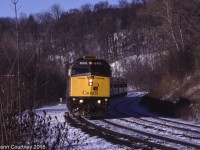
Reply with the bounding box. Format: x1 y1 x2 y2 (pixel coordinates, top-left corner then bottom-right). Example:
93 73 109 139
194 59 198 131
66 112 200 149
126 98 200 134
65 113 177 150
111 96 200 132
108 97 200 149
111 100 200 139
127 98 200 129
64 94 200 149
126 105 200 136
65 113 144 149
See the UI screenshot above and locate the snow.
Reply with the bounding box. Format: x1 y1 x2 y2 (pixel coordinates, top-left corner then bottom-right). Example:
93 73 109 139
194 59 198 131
35 104 67 112
34 92 200 149
126 91 148 97
185 84 200 96
34 104 129 149
110 52 166 77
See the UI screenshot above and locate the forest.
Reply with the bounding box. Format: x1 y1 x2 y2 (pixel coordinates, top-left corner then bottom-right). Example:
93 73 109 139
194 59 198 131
1 0 200 145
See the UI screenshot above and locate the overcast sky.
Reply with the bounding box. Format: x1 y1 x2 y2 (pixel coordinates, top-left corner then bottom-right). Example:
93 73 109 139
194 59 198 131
0 0 132 18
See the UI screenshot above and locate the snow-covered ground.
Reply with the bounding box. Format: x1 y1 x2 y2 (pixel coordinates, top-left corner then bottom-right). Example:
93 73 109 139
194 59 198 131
34 92 200 149
35 104 129 149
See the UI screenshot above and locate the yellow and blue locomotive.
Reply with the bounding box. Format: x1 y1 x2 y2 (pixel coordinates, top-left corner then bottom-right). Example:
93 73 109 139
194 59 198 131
67 56 111 117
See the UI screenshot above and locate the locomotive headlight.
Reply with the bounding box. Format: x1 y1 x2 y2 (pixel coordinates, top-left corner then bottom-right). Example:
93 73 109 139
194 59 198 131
97 100 101 104
88 78 93 86
105 98 108 102
72 98 76 101
79 99 84 103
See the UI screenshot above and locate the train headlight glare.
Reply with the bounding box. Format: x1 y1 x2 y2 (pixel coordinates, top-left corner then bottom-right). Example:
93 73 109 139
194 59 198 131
105 98 108 101
97 100 101 104
88 79 93 86
79 99 84 103
72 98 76 101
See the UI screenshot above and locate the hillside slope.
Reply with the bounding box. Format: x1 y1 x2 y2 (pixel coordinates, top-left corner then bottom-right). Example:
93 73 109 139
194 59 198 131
111 55 200 121
148 73 200 121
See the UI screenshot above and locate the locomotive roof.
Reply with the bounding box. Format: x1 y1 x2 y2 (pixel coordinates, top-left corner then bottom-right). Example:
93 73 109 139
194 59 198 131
77 57 107 62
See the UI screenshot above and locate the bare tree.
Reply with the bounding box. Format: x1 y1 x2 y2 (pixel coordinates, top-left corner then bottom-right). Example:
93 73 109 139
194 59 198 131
119 0 129 8
50 3 63 20
93 1 109 12
11 0 23 139
81 3 93 13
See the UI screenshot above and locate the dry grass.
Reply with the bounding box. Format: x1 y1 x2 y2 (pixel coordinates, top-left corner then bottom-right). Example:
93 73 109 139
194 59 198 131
0 110 87 148
149 75 181 101
147 73 200 121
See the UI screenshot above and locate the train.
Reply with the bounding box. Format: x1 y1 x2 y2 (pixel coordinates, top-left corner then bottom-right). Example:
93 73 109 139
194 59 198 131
66 56 127 118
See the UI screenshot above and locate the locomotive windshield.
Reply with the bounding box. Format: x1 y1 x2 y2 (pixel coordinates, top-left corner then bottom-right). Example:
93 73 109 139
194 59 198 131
72 66 89 75
71 59 111 77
